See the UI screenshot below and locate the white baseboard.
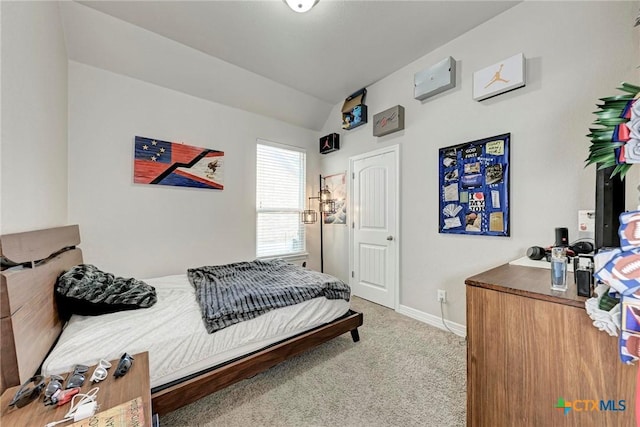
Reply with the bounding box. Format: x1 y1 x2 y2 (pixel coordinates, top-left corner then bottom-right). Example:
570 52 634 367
396 304 466 337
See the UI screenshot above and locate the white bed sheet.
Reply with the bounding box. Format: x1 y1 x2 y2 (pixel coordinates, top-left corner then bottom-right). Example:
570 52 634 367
42 274 350 388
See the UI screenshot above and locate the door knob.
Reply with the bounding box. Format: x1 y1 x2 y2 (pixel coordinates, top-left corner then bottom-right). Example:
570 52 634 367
386 236 394 241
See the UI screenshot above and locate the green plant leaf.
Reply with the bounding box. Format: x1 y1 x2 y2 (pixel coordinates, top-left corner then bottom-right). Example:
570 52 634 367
588 135 615 140
618 82 640 93
597 101 630 110
597 160 617 170
617 164 631 179
587 141 622 151
588 128 614 134
595 118 627 126
600 95 634 102
590 135 616 143
587 152 616 164
594 110 625 119
610 163 631 178
589 147 619 158
586 83 637 176
590 152 616 161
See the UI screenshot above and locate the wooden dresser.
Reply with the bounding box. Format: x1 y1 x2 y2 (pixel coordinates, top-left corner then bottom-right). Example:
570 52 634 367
466 263 636 427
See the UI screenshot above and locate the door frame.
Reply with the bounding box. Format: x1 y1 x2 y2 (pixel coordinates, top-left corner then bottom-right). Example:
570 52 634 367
348 144 400 310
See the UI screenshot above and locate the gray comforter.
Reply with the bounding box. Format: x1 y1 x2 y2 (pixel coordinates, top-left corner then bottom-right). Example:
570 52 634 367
187 259 351 333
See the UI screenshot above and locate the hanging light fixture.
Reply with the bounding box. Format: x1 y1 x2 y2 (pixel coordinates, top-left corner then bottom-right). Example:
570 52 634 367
284 0 319 13
301 175 336 225
302 197 318 224
321 199 336 214
319 187 332 202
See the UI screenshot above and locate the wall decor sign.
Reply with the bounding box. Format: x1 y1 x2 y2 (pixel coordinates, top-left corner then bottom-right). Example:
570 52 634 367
414 56 456 101
472 53 525 101
373 105 405 137
134 136 224 190
323 172 346 225
319 133 340 154
341 88 367 130
438 133 510 236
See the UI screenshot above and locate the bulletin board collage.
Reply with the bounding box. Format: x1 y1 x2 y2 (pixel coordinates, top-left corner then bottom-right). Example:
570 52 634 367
438 133 510 236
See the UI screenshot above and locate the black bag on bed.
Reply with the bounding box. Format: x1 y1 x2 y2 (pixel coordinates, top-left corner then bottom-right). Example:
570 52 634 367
55 264 157 320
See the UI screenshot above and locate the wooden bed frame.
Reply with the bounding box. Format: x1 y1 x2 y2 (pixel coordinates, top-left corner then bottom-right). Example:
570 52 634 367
0 225 363 416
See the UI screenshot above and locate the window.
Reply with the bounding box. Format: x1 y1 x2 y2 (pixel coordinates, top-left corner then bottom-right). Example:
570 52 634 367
256 141 306 258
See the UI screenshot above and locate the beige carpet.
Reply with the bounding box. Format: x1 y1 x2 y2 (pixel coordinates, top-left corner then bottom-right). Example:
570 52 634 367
160 297 467 427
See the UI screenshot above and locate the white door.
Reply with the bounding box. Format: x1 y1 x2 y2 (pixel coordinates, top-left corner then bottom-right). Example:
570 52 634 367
349 146 398 309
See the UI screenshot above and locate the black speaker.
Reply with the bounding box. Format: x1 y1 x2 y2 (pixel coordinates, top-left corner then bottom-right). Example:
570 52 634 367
554 227 569 247
595 166 625 249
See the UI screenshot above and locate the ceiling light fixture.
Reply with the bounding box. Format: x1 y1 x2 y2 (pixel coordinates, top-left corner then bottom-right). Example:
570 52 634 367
284 0 318 13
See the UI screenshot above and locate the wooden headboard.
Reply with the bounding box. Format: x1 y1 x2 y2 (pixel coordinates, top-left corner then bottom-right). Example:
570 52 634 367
0 225 82 394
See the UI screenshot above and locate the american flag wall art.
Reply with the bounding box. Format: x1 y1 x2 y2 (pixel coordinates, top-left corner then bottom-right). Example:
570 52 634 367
134 136 224 190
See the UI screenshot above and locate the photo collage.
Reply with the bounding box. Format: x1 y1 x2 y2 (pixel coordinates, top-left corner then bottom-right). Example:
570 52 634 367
439 133 510 236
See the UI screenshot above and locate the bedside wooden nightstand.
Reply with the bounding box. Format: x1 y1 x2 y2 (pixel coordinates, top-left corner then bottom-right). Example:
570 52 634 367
0 352 152 427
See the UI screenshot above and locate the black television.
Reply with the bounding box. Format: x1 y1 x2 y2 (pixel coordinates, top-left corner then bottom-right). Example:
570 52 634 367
595 165 625 250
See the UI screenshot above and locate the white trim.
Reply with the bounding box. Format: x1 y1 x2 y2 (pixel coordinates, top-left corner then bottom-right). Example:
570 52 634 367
349 144 400 162
396 304 467 337
258 252 309 262
258 208 303 213
348 144 400 310
256 138 307 154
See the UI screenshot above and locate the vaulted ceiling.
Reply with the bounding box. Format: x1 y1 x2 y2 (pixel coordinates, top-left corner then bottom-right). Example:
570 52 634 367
62 1 520 130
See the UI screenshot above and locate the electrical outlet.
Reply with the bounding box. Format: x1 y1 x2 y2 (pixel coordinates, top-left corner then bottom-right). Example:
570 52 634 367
578 209 595 238
437 289 447 303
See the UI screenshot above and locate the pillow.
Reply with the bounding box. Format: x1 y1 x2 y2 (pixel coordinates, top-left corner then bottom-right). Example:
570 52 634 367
55 264 157 320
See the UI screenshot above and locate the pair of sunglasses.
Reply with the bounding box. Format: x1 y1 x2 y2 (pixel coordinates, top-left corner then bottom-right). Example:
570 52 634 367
90 359 112 383
114 353 134 378
8 375 45 408
65 365 89 389
43 375 64 404
44 375 63 405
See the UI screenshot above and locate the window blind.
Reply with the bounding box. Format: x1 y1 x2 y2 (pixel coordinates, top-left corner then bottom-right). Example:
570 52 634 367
256 142 306 258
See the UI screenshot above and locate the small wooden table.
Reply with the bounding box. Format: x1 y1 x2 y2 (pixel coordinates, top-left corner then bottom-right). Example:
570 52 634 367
0 352 152 427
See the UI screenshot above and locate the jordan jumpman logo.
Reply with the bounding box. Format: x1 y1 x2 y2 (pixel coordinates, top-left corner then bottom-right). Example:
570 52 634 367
485 64 510 89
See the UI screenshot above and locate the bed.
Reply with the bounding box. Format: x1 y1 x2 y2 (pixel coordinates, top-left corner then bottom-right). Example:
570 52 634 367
0 225 363 415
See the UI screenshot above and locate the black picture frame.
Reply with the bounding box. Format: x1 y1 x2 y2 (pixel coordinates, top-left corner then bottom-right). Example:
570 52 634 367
438 133 510 236
319 133 340 154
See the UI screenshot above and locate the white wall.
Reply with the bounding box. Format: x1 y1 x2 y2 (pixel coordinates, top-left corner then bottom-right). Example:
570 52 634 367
3 1 638 324
1 1 68 234
58 1 332 131
319 1 640 325
68 62 320 279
